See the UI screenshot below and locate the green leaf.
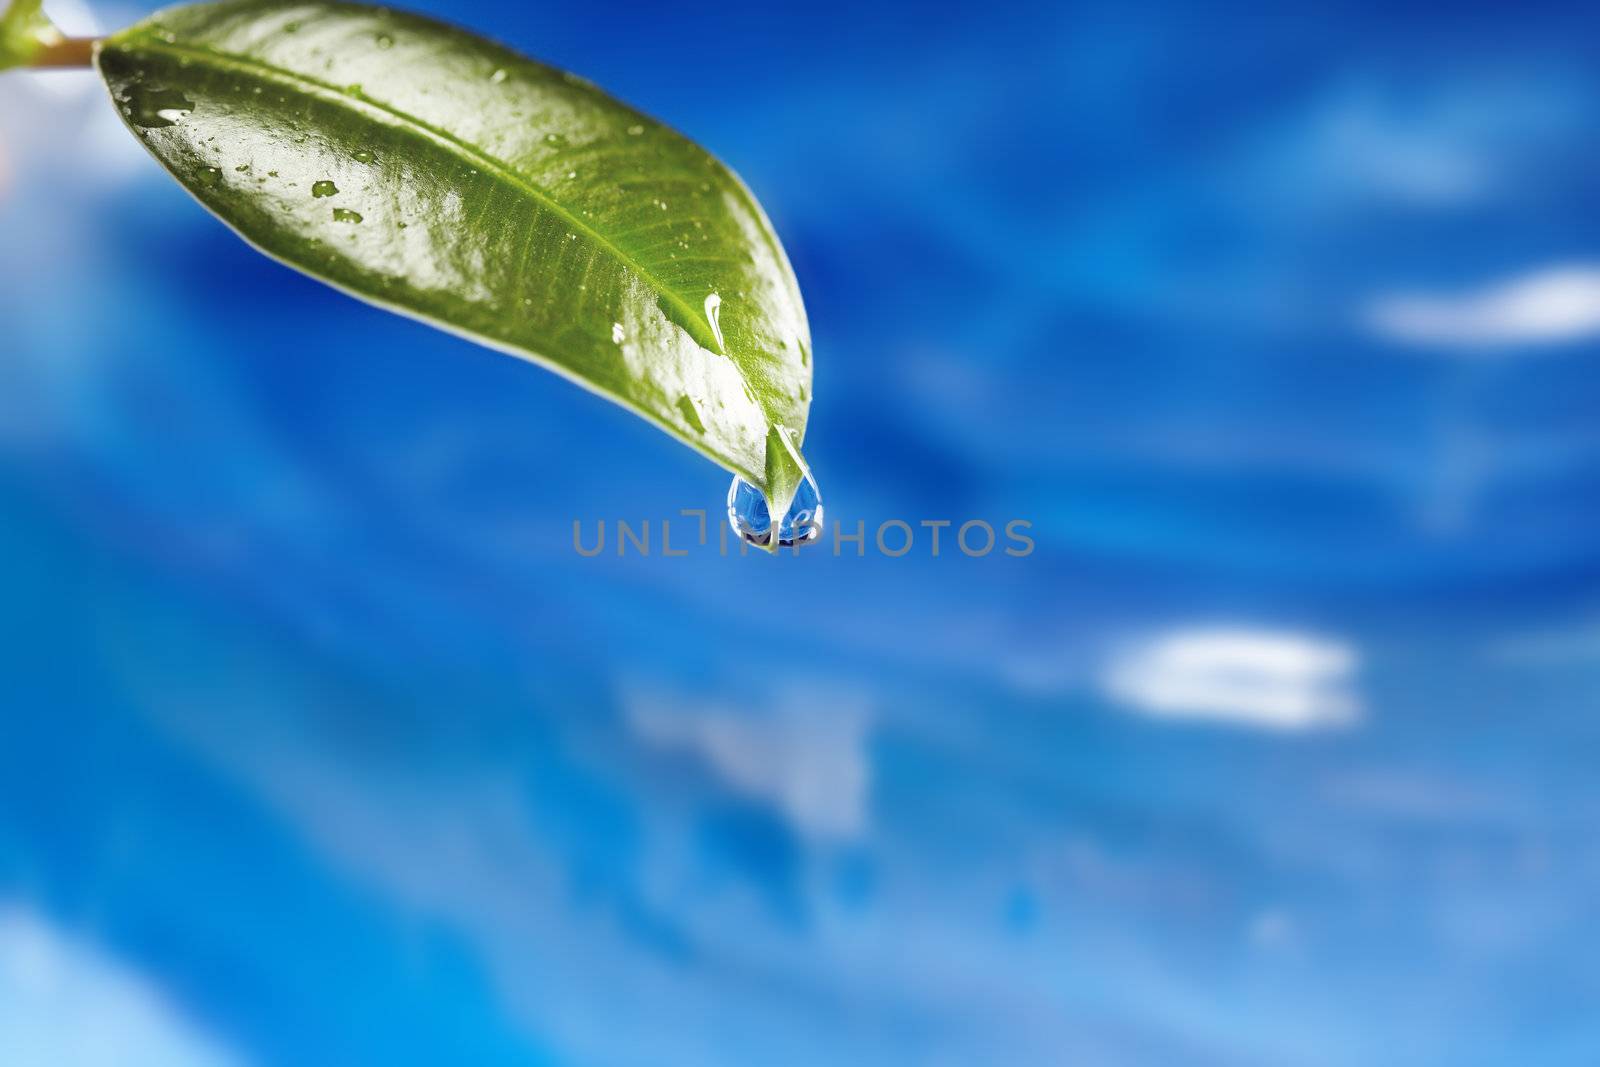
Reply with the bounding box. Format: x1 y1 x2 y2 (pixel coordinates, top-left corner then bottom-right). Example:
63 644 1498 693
1 0 62 70
96 0 814 523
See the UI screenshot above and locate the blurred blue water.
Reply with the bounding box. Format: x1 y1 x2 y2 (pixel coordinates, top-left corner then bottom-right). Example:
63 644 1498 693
4 1 1600 1065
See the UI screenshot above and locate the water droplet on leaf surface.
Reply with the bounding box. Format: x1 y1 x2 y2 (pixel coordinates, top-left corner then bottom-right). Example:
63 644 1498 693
727 471 823 548
332 207 363 223
704 292 725 352
124 85 194 128
312 180 338 197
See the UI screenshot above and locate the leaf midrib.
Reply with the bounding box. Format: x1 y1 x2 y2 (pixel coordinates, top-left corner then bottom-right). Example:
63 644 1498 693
114 34 730 361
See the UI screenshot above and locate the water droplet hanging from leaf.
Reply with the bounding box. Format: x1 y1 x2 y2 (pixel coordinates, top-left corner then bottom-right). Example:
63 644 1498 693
727 472 824 548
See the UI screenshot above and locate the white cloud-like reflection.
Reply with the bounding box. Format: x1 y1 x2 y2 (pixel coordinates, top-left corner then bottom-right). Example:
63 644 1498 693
0 906 246 1067
1366 264 1600 348
625 682 873 841
1102 627 1361 730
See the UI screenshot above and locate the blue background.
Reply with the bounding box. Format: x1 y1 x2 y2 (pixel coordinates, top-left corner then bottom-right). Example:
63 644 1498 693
3 1 1600 1064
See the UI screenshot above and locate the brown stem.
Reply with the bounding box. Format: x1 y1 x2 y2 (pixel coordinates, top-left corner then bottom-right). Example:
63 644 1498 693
27 36 95 69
